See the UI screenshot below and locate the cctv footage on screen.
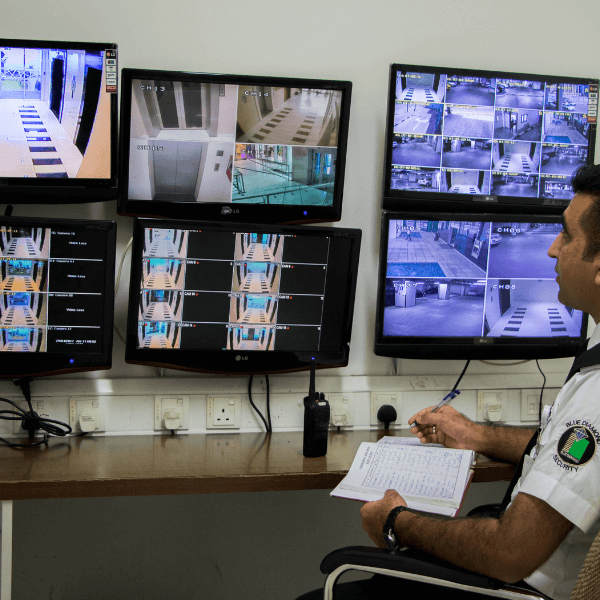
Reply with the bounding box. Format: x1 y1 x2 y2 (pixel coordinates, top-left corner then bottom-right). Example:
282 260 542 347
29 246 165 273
136 227 332 351
382 219 584 339
127 79 341 207
0 223 109 352
0 44 114 179
390 69 597 203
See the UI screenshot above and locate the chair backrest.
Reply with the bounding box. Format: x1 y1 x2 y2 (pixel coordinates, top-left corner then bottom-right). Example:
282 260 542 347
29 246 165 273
569 526 600 599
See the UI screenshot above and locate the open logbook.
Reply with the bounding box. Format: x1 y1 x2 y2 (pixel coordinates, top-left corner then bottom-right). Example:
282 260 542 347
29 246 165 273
331 437 476 517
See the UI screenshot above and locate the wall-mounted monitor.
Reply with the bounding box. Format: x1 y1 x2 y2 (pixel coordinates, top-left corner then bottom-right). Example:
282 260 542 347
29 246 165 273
382 64 598 214
0 216 116 378
118 68 352 224
0 39 119 203
125 218 361 374
374 212 587 360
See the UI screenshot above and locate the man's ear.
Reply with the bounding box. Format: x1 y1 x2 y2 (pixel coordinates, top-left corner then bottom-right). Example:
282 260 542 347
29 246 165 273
594 254 600 287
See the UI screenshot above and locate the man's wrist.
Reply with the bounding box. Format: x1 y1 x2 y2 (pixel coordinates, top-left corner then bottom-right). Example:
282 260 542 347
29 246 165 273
392 505 418 546
382 505 411 550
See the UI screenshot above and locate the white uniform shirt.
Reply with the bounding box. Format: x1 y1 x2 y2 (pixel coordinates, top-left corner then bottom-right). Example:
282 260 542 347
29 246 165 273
507 325 600 600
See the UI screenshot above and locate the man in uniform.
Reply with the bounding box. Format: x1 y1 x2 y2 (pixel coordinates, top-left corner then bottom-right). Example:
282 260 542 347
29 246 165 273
297 164 600 600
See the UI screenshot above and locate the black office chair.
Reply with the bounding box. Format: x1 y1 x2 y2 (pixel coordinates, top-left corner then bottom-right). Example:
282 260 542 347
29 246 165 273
320 503 600 600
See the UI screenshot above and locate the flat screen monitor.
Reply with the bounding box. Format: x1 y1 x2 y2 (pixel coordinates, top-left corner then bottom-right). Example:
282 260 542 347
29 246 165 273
0 39 118 203
125 218 361 374
0 216 116 377
374 212 587 360
118 68 352 224
383 64 598 214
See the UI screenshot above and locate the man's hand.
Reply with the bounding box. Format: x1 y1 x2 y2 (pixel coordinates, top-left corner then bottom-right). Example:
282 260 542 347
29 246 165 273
408 404 480 450
360 489 408 548
409 405 535 464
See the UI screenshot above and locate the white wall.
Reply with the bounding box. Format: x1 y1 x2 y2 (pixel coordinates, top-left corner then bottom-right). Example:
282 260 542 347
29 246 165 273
2 1 599 598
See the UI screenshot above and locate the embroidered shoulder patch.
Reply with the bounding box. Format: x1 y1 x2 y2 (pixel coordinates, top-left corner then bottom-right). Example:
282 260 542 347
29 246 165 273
557 426 596 467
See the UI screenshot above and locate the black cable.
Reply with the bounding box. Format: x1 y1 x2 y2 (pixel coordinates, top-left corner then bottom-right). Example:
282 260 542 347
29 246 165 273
265 374 272 432
536 359 547 423
248 375 271 432
452 360 470 392
0 379 73 449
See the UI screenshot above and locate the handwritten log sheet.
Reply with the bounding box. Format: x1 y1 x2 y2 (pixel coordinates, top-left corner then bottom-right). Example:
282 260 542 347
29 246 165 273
336 442 475 510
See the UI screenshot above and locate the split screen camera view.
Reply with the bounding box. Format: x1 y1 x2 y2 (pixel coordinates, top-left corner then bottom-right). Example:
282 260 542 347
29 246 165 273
127 79 342 207
137 226 331 352
382 218 584 339
390 69 595 201
0 44 113 179
0 222 110 353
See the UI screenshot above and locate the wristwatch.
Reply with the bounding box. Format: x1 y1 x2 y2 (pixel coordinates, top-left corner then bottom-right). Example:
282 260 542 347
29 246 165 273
382 505 410 551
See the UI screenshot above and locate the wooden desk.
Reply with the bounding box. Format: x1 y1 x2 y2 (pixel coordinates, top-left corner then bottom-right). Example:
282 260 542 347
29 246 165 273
0 431 514 600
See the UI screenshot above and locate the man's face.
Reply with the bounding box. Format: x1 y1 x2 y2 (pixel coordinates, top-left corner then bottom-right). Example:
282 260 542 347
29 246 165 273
547 193 600 321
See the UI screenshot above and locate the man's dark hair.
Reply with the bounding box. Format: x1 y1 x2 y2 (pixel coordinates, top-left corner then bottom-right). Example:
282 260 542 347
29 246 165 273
570 165 600 261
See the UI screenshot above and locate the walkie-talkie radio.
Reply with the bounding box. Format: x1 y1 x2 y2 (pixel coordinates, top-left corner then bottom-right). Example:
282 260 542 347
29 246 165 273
303 358 330 457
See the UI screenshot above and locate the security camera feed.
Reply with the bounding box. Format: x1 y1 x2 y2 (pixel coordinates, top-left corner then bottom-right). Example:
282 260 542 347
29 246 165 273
381 218 584 339
388 65 598 206
0 43 115 178
0 221 111 352
136 226 335 351
126 77 343 207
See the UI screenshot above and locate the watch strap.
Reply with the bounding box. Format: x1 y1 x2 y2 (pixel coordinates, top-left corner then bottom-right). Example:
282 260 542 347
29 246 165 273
382 505 409 549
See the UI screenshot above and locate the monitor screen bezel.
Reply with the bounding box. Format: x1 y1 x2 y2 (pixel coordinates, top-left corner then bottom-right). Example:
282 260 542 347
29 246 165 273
117 68 352 225
382 63 598 215
125 217 362 374
0 215 117 378
0 38 119 203
374 210 588 360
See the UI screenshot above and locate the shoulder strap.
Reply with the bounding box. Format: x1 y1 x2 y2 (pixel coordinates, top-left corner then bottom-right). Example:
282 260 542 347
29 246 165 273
565 342 600 383
499 429 538 513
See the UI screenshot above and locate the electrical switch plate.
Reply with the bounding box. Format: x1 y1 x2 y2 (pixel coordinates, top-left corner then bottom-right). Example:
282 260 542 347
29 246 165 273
12 399 46 435
328 393 354 428
69 396 106 433
370 392 401 427
477 390 507 423
521 388 560 422
207 395 241 429
154 395 189 431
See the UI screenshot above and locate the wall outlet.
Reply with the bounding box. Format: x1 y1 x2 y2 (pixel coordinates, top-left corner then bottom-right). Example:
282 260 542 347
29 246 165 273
328 393 354 428
521 388 560 422
154 395 189 431
12 399 47 436
70 397 106 433
477 390 508 423
207 395 241 429
370 392 401 427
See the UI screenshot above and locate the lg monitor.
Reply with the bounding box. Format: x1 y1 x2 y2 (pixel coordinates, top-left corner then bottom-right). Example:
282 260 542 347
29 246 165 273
0 216 116 377
374 212 587 359
118 68 352 224
0 39 118 203
125 218 361 374
383 64 598 214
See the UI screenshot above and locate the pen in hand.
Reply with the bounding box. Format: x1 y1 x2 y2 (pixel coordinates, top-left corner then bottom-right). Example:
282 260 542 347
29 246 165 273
431 389 460 413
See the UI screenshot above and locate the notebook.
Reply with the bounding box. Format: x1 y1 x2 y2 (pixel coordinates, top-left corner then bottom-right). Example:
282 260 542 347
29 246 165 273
331 437 476 517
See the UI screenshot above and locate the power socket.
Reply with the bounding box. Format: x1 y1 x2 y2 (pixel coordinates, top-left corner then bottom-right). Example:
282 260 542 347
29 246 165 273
154 395 189 431
12 399 47 436
328 393 354 428
477 390 508 423
521 388 560 422
370 392 401 427
207 395 241 429
70 397 106 433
